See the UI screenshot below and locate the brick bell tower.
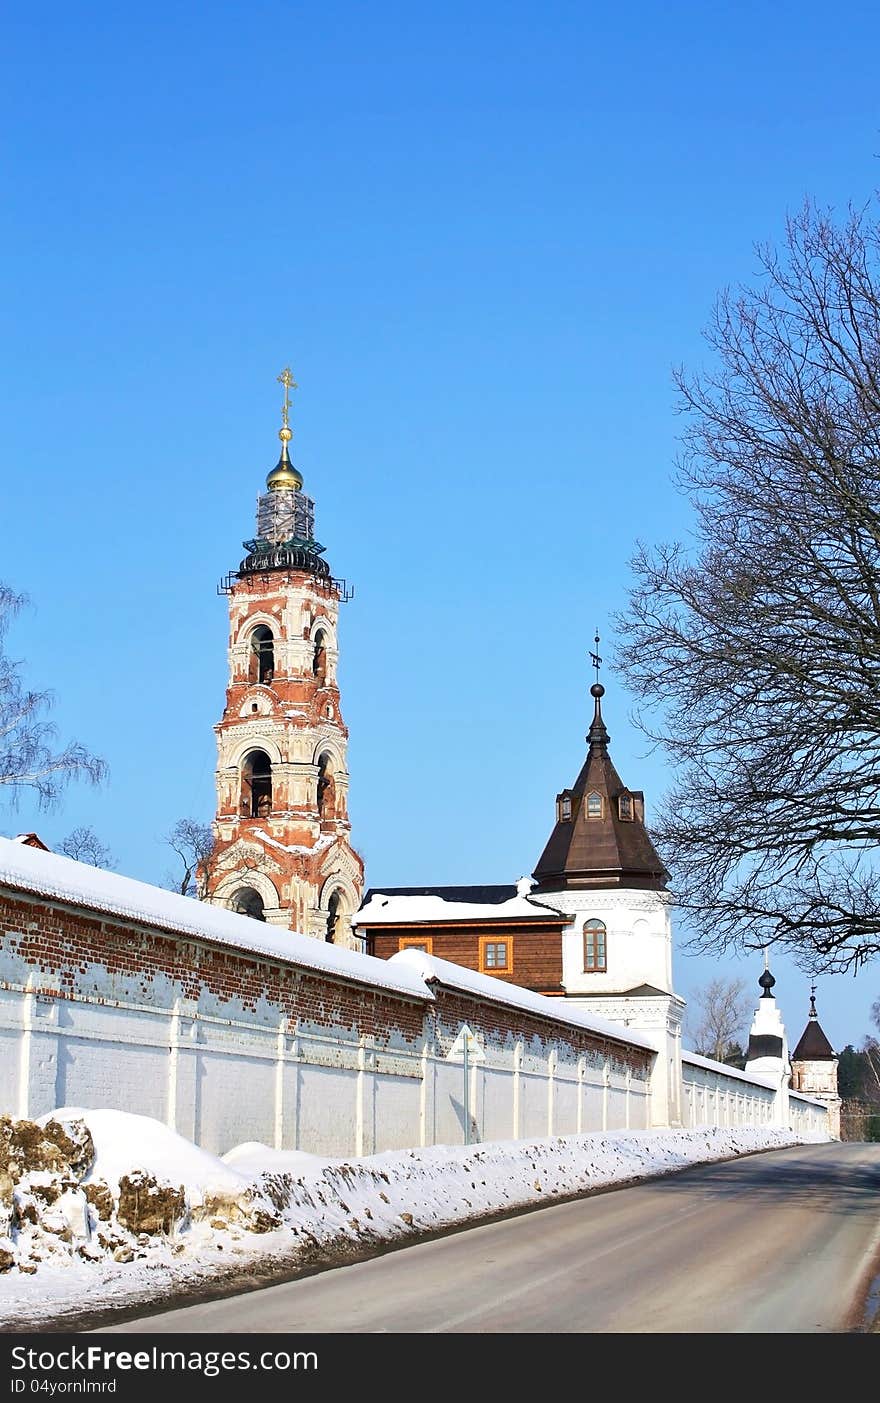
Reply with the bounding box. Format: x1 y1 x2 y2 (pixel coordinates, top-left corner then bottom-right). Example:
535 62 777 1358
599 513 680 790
208 369 364 944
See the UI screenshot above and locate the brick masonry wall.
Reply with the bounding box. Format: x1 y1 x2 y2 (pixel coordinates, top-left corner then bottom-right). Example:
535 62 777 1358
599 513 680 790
0 884 656 1153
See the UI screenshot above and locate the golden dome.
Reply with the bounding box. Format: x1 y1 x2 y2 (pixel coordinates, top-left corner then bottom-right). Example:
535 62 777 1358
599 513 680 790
266 438 303 492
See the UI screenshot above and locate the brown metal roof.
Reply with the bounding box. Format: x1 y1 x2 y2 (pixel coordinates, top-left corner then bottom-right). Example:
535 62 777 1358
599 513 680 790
532 690 669 892
792 1015 836 1062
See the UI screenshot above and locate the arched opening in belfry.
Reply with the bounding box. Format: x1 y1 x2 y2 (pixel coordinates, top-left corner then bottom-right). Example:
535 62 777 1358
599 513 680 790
312 628 327 685
326 889 342 943
317 752 337 820
241 749 272 818
249 625 275 685
231 887 265 922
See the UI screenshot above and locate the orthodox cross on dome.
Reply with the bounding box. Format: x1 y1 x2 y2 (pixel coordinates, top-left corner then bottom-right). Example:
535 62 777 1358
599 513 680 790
277 367 298 435
758 946 776 998
265 367 303 493
809 982 818 1018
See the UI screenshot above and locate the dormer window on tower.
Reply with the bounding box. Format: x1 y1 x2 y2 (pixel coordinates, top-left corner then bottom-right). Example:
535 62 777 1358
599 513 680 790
557 793 573 822
586 791 603 819
249 626 275 686
618 793 633 821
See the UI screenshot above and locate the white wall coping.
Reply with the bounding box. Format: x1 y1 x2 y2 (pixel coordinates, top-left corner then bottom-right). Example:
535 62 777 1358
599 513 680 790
0 837 430 1005
390 948 657 1054
681 1048 777 1089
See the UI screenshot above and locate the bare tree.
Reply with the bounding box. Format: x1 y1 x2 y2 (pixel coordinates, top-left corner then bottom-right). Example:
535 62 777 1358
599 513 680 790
616 200 880 975
164 818 215 897
58 826 115 869
687 977 752 1063
0 584 106 808
163 817 273 915
864 1037 880 1094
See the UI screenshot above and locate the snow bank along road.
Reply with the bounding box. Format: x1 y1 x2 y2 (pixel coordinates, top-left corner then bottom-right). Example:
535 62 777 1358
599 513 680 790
3 1114 817 1330
103 1143 880 1334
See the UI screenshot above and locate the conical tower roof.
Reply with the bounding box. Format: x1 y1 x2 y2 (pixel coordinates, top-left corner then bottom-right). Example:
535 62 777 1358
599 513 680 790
532 678 669 892
792 990 836 1061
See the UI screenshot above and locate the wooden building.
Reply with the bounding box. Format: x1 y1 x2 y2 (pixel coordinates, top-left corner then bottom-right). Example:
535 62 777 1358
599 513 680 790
359 882 569 996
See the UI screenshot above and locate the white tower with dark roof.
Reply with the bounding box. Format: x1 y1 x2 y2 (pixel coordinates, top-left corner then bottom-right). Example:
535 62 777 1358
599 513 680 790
531 662 684 1127
790 988 841 1139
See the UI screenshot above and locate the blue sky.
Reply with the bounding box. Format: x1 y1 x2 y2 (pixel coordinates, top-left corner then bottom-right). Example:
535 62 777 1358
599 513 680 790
2 1 880 1050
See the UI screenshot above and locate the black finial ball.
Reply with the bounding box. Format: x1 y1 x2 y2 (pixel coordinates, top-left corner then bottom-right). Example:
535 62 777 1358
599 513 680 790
591 683 605 699
759 968 776 997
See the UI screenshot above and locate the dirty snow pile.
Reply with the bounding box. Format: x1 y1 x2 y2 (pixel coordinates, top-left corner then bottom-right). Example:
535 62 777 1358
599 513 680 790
0 1109 826 1329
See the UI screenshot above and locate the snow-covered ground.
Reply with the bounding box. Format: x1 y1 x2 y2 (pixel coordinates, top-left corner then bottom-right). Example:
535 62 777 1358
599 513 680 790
0 1109 827 1331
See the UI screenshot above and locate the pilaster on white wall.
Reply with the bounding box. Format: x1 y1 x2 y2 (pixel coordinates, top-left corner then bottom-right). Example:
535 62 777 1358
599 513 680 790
0 973 665 1153
566 991 685 1129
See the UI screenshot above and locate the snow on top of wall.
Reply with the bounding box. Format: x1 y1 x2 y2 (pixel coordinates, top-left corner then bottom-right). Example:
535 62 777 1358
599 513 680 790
0 836 429 1003
390 947 657 1052
356 891 559 924
681 1047 777 1088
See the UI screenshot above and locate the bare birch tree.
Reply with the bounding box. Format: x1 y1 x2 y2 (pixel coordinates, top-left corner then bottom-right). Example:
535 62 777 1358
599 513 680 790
58 826 115 868
687 977 752 1063
164 818 216 897
0 584 106 808
163 816 272 910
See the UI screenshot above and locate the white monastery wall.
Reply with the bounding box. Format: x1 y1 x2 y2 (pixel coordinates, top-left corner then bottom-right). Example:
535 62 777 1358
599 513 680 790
681 1050 827 1132
0 843 829 1153
0 849 656 1157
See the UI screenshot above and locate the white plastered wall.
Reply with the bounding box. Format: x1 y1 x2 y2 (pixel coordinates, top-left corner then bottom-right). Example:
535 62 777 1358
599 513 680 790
535 887 681 1125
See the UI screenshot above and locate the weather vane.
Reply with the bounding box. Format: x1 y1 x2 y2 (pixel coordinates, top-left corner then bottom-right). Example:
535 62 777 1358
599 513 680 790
277 367 298 432
589 631 602 685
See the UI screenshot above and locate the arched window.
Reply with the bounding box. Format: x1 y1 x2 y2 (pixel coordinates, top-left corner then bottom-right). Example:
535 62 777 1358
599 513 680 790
231 887 266 922
312 628 328 685
241 749 272 817
249 625 275 685
586 791 603 819
326 890 342 943
583 919 607 972
317 751 336 819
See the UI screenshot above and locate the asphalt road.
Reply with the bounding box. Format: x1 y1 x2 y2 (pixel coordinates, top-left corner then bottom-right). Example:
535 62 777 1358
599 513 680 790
102 1142 880 1334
